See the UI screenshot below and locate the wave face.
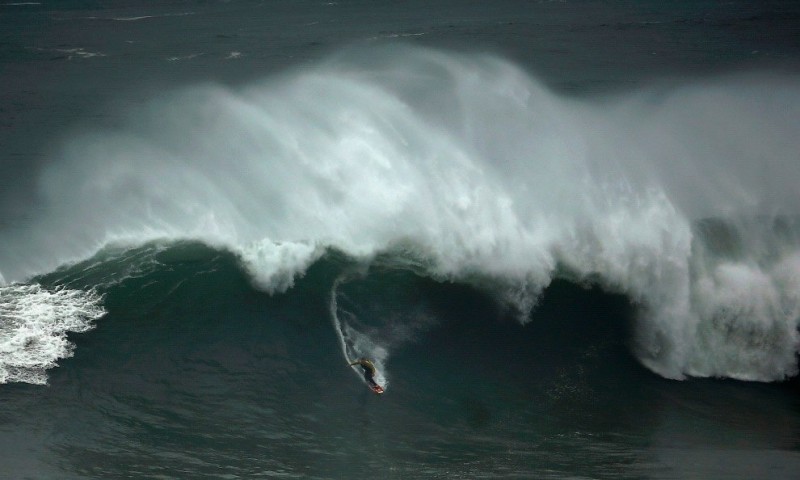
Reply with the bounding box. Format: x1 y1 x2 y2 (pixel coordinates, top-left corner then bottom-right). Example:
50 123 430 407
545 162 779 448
4 244 799 479
1 46 799 382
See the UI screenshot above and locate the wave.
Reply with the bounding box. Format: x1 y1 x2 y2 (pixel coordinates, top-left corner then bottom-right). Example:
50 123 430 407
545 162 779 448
80 12 196 22
1 45 798 382
113 12 196 21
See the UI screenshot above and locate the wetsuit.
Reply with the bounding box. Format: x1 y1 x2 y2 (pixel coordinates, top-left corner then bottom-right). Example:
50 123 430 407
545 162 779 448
350 358 378 387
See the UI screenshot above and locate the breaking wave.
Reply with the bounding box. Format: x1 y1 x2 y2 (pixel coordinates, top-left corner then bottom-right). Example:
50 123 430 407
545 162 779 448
1 46 798 382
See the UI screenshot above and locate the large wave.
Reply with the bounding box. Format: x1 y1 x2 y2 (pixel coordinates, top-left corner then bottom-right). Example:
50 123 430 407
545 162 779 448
1 46 798 382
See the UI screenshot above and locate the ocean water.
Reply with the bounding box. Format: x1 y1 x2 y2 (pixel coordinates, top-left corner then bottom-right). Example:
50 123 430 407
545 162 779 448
1 1 800 478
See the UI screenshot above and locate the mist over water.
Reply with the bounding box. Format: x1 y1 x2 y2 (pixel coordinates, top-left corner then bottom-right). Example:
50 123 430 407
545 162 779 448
1 46 799 382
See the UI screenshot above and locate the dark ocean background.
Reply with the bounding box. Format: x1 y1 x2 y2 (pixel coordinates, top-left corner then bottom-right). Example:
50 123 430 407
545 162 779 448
2 1 800 478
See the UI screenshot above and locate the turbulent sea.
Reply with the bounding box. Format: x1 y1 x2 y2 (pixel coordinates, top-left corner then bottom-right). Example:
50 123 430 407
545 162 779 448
1 1 800 478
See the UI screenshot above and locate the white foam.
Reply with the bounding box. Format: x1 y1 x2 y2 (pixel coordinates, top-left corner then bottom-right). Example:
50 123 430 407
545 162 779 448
236 240 324 293
674 249 800 381
2 46 798 381
0 284 105 384
112 16 154 21
56 48 105 59
166 53 204 62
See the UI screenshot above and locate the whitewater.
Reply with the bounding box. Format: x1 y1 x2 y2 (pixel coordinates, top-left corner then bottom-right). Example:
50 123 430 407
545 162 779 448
1 46 799 385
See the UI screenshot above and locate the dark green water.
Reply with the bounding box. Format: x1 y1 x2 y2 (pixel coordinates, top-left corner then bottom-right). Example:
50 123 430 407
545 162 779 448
0 244 795 478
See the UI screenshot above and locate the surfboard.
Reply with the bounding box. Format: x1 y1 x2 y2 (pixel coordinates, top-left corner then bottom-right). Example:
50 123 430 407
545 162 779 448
369 384 385 394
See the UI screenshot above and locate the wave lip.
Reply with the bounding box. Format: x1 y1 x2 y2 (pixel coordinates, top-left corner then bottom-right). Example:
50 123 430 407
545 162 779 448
0 284 105 384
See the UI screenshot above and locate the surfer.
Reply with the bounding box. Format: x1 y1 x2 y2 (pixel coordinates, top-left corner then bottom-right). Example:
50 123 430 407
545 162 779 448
349 358 379 388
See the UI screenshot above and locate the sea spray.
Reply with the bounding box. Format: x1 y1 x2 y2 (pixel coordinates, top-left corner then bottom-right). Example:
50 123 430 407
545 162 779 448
330 272 390 388
0 46 798 381
329 264 442 389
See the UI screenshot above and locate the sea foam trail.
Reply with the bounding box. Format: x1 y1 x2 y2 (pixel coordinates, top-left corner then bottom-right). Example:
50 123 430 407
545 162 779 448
0 46 798 381
330 273 389 389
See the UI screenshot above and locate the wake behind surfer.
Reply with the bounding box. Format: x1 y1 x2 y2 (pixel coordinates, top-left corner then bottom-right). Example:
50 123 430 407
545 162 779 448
349 358 379 388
